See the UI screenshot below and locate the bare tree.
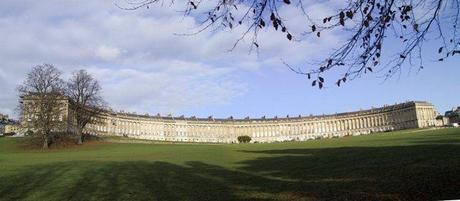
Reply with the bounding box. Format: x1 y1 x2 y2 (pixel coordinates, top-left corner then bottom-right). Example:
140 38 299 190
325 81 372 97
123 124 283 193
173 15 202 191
65 70 106 145
120 0 460 88
18 64 65 149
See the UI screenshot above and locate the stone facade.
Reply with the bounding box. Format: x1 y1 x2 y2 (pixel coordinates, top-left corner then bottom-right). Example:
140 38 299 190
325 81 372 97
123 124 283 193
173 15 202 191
445 106 460 124
1 113 16 135
20 95 73 134
78 101 439 143
4 124 21 134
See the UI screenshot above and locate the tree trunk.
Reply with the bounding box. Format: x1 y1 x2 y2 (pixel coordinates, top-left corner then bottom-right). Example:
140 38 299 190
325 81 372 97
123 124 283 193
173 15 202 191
76 128 83 145
43 135 49 149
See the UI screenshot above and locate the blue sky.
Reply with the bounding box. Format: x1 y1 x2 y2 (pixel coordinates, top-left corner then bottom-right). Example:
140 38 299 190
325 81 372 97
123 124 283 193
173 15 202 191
0 0 458 119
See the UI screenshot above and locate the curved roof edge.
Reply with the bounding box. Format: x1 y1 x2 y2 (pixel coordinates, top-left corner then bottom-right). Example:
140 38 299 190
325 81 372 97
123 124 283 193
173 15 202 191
105 101 433 122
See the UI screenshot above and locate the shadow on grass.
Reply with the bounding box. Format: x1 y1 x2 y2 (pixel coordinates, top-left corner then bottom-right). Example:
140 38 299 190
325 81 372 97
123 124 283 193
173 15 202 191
238 144 460 200
1 145 459 200
376 130 460 145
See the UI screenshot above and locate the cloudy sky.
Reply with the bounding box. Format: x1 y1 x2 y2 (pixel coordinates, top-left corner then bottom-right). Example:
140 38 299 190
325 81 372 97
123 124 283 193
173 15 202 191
0 0 459 119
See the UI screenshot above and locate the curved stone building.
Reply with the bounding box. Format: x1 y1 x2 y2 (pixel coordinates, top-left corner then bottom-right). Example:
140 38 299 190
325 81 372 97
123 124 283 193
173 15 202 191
81 101 438 143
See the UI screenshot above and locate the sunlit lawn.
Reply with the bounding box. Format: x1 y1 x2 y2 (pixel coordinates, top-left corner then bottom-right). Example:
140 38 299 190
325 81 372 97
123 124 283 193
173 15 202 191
1 128 459 200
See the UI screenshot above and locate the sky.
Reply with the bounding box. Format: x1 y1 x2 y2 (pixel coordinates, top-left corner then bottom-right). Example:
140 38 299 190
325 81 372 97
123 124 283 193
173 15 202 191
0 0 459 119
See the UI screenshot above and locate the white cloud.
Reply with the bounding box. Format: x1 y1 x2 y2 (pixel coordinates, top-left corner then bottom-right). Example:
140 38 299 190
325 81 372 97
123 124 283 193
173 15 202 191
85 61 247 114
95 45 121 61
0 0 344 118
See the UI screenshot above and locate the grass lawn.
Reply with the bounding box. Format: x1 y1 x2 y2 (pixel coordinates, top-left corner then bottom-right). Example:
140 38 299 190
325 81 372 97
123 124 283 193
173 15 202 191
0 128 459 201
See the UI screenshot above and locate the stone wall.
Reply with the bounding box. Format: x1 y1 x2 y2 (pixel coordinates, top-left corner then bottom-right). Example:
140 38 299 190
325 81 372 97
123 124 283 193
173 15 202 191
83 101 438 143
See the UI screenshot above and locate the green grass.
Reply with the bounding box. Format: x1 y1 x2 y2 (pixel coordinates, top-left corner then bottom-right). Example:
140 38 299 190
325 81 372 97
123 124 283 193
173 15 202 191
1 128 459 201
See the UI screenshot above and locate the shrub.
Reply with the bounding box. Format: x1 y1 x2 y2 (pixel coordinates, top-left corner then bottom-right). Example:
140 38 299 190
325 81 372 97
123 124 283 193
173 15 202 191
24 131 75 148
83 133 101 142
3 132 16 136
25 130 34 136
237 135 251 143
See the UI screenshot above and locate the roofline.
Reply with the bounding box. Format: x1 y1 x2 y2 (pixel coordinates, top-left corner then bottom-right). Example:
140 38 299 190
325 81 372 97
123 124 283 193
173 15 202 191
103 101 432 122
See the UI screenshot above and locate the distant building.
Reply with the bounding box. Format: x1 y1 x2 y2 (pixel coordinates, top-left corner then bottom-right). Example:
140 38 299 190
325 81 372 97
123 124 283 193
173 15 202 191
0 113 9 121
1 113 19 135
4 124 21 134
445 107 460 125
436 115 450 127
0 113 10 134
19 94 72 135
21 95 442 143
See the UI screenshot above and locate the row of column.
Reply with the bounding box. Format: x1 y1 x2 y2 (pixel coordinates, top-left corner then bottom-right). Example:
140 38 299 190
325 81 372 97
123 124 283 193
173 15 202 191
88 108 421 142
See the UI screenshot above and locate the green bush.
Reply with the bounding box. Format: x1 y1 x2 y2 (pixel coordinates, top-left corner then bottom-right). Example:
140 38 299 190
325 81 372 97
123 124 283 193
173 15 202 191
3 132 16 136
25 130 34 136
237 135 251 143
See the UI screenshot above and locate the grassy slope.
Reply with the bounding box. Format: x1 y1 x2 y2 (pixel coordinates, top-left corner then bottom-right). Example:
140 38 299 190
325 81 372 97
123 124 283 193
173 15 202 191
0 128 459 201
